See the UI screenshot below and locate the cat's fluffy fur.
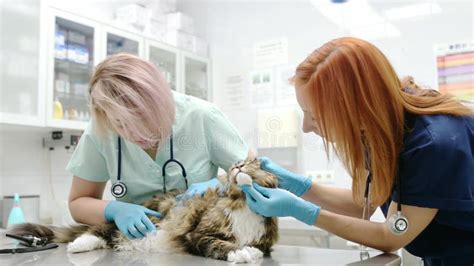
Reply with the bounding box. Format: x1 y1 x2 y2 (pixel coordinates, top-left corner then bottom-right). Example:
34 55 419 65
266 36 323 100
9 159 279 263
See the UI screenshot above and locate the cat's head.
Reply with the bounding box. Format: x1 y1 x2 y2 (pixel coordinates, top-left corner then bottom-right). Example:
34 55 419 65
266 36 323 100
218 159 278 191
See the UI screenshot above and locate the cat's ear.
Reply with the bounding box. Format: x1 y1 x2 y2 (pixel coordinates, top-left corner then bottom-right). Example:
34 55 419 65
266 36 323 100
253 158 262 168
216 174 227 184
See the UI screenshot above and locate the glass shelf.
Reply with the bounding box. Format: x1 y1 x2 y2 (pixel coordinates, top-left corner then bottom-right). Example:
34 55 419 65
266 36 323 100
52 16 94 122
149 45 177 91
107 32 139 56
184 57 208 100
54 58 93 76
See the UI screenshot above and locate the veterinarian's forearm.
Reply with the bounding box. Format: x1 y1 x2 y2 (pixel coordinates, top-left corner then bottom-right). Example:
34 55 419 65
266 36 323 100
315 210 396 252
69 197 109 225
302 181 367 218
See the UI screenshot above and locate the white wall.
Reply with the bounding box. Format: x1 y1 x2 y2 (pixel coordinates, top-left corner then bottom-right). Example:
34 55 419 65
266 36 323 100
180 0 474 189
0 129 73 226
0 127 117 226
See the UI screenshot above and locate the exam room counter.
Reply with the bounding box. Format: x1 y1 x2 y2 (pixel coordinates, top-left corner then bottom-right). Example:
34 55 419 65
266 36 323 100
0 239 400 265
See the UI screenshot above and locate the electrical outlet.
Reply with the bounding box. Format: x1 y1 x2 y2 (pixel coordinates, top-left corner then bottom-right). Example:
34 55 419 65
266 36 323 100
43 131 82 150
306 170 335 184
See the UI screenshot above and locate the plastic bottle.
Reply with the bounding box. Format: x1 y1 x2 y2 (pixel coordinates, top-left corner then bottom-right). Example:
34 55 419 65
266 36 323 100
7 193 26 228
53 98 64 119
69 108 78 120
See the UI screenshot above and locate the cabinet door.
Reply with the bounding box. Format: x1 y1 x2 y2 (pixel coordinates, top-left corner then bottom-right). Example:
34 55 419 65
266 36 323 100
47 11 98 130
0 1 43 126
183 53 211 101
146 41 179 92
105 27 142 57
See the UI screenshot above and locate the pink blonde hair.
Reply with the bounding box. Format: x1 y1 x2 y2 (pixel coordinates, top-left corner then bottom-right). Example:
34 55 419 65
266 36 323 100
89 53 175 149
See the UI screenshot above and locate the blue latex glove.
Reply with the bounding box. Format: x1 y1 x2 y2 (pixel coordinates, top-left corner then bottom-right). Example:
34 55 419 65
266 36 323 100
241 183 320 225
260 157 312 196
176 178 222 202
104 201 161 239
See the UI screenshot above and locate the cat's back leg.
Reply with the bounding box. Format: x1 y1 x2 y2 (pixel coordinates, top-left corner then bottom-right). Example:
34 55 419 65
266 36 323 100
67 233 108 253
184 233 263 263
227 246 264 263
67 223 117 253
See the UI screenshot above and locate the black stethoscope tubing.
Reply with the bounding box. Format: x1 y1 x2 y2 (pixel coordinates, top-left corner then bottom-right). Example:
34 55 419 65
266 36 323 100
111 133 188 198
161 132 187 194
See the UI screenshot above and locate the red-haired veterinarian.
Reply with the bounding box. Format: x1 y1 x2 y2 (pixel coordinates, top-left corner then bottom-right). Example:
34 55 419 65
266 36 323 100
240 37 474 265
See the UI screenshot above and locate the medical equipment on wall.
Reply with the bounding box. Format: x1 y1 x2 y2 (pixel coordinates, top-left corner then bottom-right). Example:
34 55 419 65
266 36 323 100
257 108 298 149
111 132 188 198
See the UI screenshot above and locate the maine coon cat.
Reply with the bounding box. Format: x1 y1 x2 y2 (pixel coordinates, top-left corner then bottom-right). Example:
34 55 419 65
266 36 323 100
9 159 279 263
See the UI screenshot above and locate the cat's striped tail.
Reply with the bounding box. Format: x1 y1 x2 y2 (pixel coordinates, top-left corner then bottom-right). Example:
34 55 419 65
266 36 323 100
8 223 90 243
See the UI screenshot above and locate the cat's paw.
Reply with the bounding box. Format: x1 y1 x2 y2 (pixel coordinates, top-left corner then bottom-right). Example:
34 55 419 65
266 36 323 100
227 246 263 263
67 234 107 253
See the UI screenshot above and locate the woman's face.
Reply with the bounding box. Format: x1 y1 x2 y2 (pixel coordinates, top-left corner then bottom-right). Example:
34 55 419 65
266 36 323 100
295 83 322 136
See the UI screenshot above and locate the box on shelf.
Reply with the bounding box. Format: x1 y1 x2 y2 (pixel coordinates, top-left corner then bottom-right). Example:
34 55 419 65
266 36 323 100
67 30 86 45
146 0 177 17
144 18 167 42
164 30 209 57
165 30 195 51
167 12 195 34
115 4 152 28
54 44 67 60
194 36 209 57
55 30 65 46
54 30 67 60
72 82 88 96
66 44 89 64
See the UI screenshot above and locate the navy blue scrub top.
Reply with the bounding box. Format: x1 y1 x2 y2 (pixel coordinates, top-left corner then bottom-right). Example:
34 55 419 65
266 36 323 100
380 113 474 266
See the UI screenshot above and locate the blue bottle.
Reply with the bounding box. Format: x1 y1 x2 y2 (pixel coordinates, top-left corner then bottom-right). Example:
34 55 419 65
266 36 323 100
7 193 26 228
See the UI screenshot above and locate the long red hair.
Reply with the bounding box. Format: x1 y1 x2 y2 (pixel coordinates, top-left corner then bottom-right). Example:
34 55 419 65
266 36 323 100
294 37 472 206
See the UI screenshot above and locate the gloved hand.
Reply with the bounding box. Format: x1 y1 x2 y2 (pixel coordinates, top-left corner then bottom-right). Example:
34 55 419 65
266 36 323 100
104 201 161 239
241 183 320 225
176 178 222 202
260 157 313 196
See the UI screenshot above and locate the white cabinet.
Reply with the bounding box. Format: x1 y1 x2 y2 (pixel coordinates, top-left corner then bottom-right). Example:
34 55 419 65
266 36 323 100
0 5 211 131
146 42 212 101
46 9 100 130
0 0 45 126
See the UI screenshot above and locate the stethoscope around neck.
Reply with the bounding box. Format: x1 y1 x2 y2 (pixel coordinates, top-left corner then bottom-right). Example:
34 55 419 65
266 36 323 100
111 132 188 198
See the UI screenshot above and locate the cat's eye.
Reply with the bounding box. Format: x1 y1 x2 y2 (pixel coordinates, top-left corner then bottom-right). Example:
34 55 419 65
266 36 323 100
232 160 245 169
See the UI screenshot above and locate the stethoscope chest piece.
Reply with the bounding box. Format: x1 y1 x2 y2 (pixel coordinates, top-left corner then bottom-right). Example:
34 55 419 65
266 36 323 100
111 181 127 198
388 211 409 235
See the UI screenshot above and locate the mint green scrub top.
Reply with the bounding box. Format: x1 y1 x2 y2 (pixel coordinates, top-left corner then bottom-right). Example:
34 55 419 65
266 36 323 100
66 92 248 204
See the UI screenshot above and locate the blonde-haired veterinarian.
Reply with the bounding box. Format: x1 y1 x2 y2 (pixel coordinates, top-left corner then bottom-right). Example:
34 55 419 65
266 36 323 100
241 37 474 265
67 53 252 239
